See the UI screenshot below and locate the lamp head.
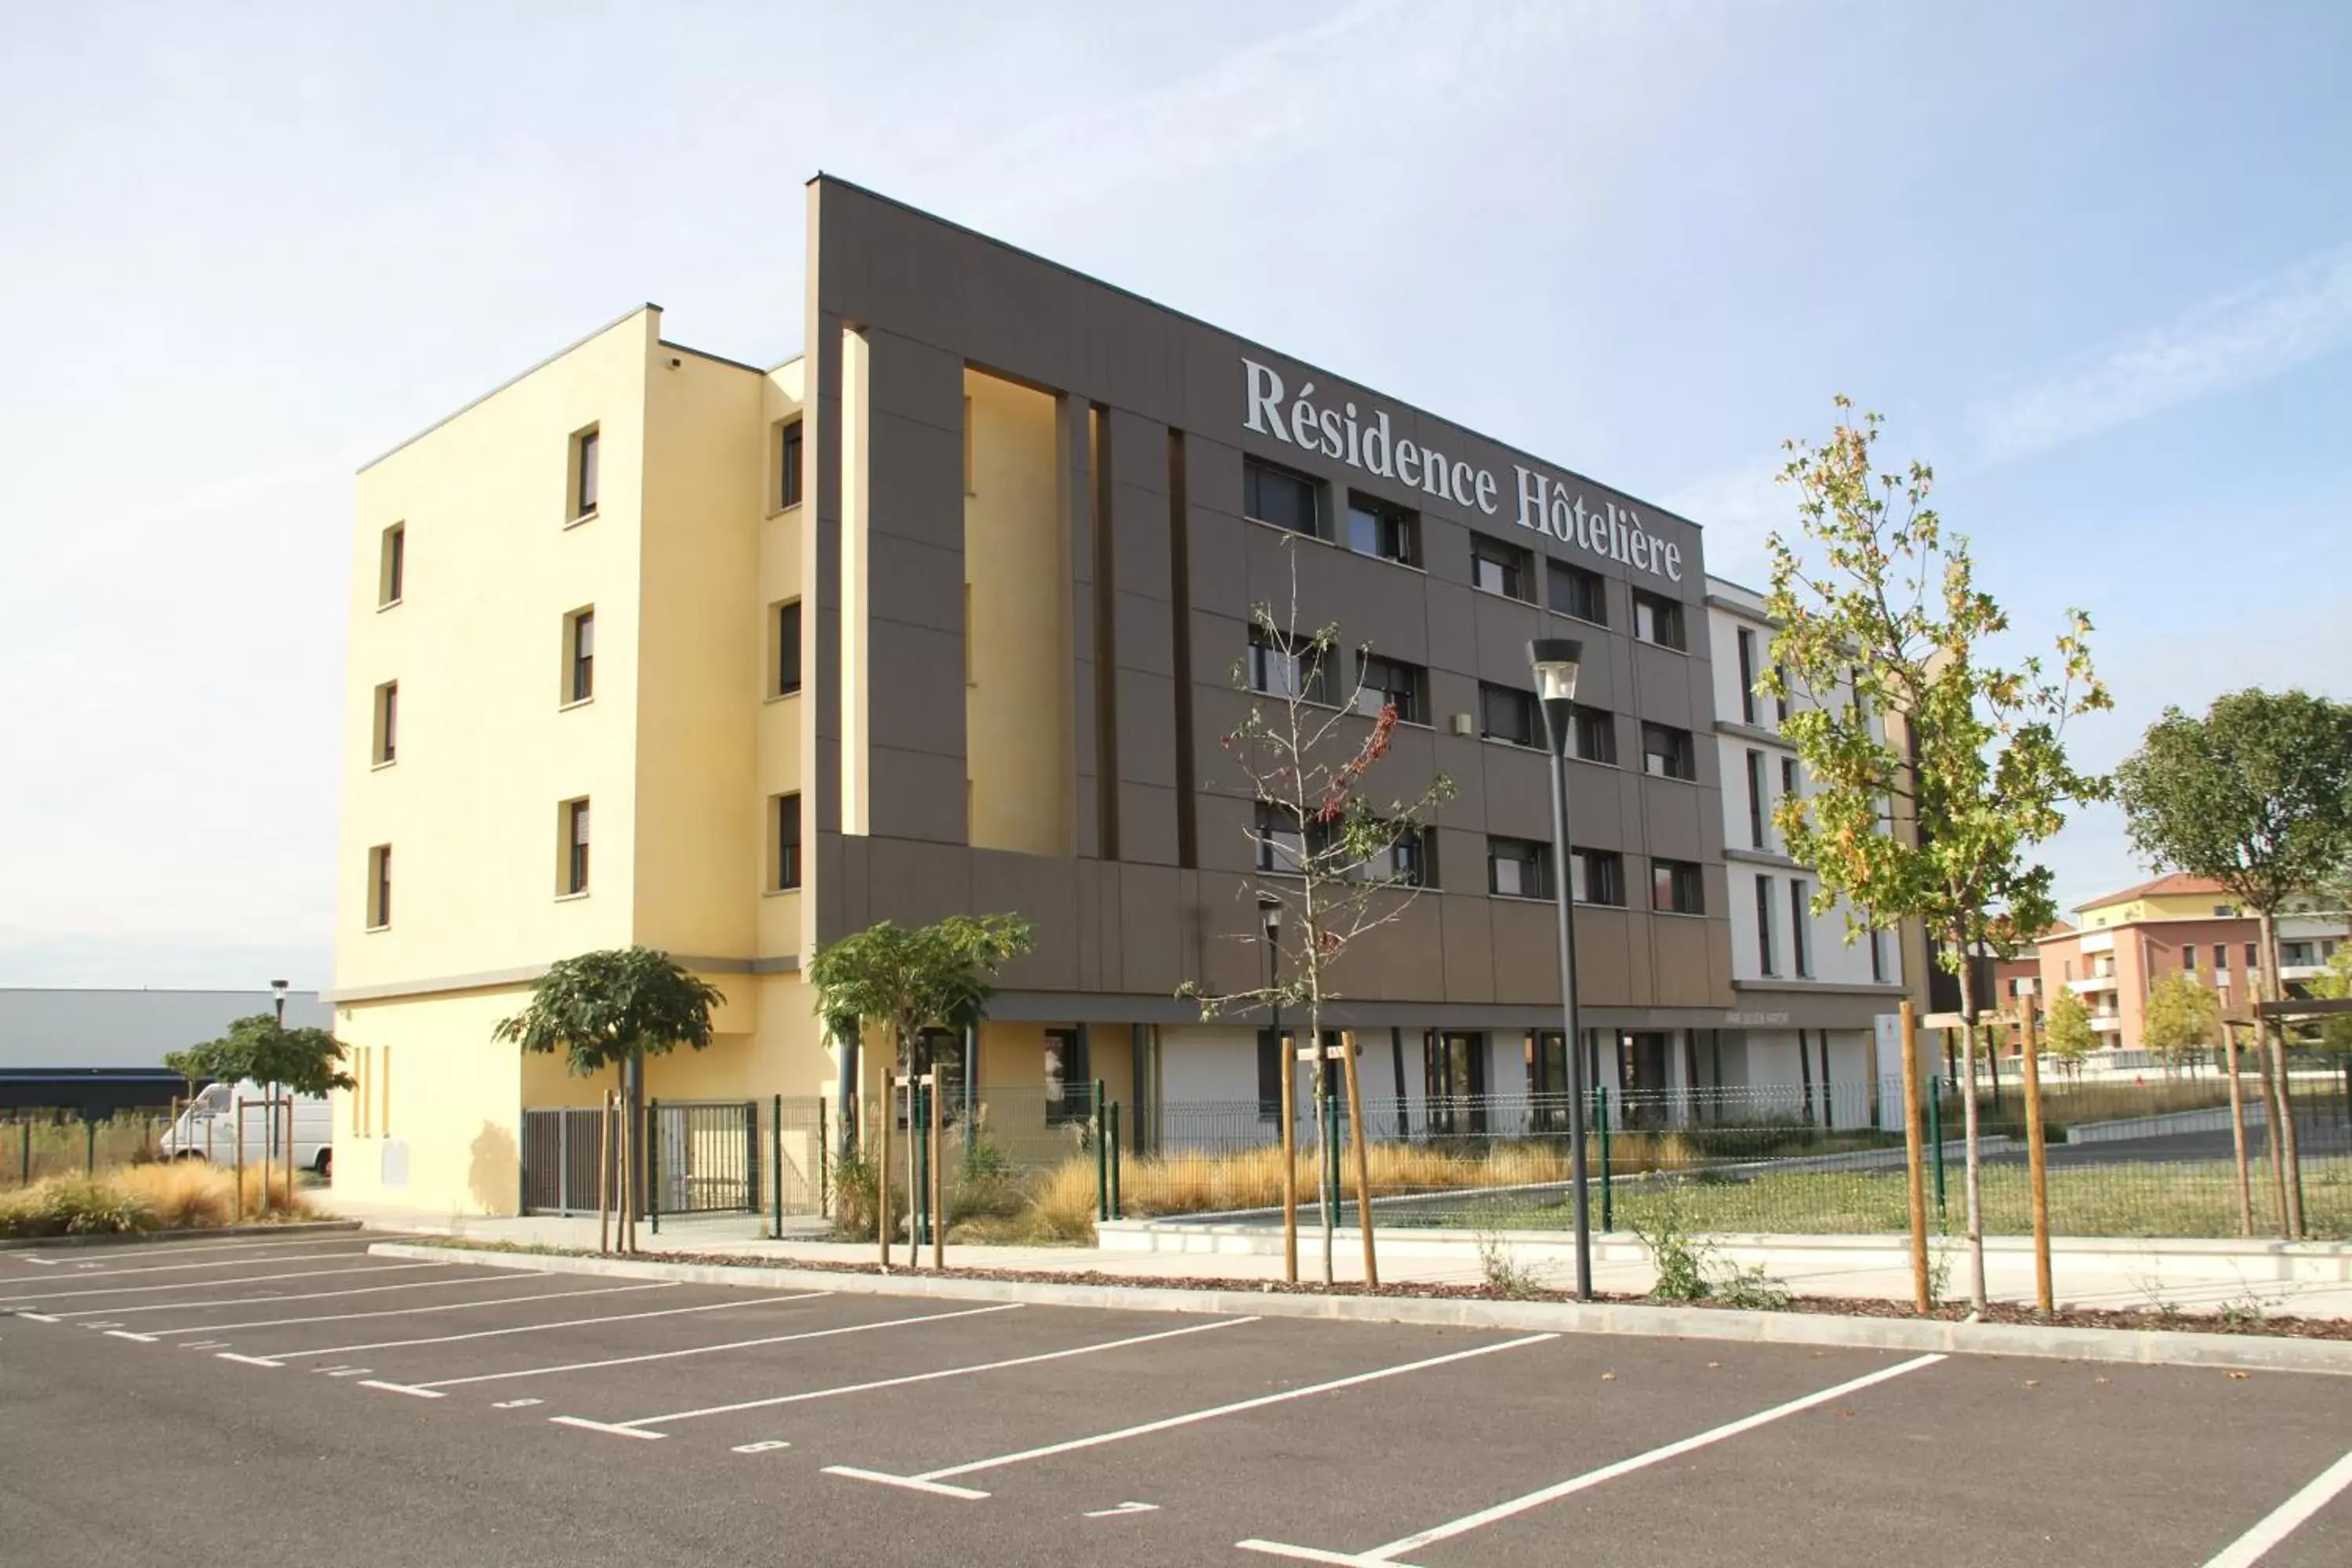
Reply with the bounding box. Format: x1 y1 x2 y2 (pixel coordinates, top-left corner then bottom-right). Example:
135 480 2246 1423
1527 638 1583 704
1256 892 1282 937
270 978 290 999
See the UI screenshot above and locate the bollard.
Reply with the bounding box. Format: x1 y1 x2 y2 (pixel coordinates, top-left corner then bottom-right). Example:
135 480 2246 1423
1108 1104 1123 1221
1928 1076 1947 1218
771 1094 785 1239
648 1099 662 1236
1094 1079 1109 1223
1595 1087 1613 1232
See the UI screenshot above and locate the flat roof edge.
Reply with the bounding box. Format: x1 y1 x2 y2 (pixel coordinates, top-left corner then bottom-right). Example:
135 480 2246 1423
358 302 662 474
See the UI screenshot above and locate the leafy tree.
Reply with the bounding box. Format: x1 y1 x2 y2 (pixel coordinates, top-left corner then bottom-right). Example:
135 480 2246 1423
1764 398 2110 1312
2041 989 2096 1080
2309 946 2352 1055
171 1014 354 1098
806 914 1036 1153
1181 539 1456 1286
2141 971 2221 1076
2114 688 2352 1234
492 946 724 1077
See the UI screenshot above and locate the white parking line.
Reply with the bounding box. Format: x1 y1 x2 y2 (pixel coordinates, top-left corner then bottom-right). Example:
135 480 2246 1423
142 1282 674 1338
245 1291 828 1363
47 1271 549 1319
599 1315 1257 1439
2203 1446 2352 1568
0 1261 458 1305
1235 1352 1947 1566
0 1244 371 1282
368 1301 1027 1399
829 1332 1555 1501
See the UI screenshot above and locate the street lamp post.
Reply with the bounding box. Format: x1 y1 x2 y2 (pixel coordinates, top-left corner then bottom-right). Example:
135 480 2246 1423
267 978 292 1208
1260 893 1298 1284
1528 639 1594 1301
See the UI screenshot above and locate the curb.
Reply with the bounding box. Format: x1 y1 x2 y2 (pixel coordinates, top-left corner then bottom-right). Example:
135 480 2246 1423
0 1220 362 1252
368 1241 2352 1377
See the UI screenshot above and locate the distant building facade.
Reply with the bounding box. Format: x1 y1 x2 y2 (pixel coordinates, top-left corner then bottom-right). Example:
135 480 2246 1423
0 988 330 1116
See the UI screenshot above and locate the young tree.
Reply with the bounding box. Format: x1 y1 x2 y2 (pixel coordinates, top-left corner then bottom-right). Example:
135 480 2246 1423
2041 989 2096 1082
2114 689 2352 1235
494 947 725 1248
2141 970 2222 1077
2308 946 2352 1056
1181 539 1455 1286
172 1014 355 1098
1765 398 2110 1312
806 914 1036 1159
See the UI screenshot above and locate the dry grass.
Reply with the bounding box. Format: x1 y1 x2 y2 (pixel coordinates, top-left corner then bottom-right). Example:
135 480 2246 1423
0 1163 311 1239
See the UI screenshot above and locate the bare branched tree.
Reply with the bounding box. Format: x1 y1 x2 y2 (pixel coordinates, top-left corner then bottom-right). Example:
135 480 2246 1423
1181 539 1456 1285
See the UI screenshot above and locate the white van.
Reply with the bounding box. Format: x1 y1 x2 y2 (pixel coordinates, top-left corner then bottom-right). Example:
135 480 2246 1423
159 1081 335 1177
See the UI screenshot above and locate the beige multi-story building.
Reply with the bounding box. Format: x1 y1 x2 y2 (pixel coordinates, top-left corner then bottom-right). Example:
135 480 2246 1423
330 177 1762 1215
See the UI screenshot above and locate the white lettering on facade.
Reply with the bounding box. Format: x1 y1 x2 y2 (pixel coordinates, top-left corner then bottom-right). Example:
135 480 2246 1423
1240 358 1683 580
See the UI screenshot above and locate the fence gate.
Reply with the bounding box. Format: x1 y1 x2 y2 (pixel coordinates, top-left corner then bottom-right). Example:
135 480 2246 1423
648 1099 759 1228
520 1108 609 1216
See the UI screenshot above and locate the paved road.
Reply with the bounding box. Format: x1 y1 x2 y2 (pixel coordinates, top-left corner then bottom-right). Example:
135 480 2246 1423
2 1232 2347 1567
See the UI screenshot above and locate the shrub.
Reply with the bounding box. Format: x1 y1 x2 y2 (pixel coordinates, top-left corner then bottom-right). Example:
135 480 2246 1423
1714 1263 1793 1312
1631 1196 1711 1302
1474 1229 1551 1299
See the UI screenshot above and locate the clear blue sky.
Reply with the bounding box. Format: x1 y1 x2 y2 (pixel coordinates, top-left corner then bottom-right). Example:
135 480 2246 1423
2 1 2347 987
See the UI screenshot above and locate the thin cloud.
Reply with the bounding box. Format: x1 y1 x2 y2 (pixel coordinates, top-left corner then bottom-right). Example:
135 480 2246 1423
1973 241 2352 464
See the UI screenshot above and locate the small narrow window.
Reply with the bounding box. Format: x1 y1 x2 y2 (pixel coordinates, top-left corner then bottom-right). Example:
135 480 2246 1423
1479 683 1537 747
2183 945 2198 974
1756 875 1777 975
366 844 393 930
774 600 803 697
1632 590 1686 650
1789 879 1810 977
565 608 595 705
1745 750 1767 847
779 419 804 509
372 681 398 766
379 524 406 606
1781 756 1799 808
1736 628 1758 724
1774 662 1790 723
1043 1028 1091 1124
775 793 802 891
1653 858 1703 914
561 797 591 895
572 426 601 520
1243 458 1322 537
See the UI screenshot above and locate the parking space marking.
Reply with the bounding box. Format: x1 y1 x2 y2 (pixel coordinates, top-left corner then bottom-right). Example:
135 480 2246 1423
825 1468 992 1500
2204 1446 2352 1568
0 1244 370 1282
43 1271 549 1319
1236 1352 1947 1566
104 1330 155 1342
142 1281 673 1338
0 1261 459 1305
838 1332 1555 1501
373 1301 1026 1399
13 1312 58 1323
612 1315 1256 1437
245 1290 828 1363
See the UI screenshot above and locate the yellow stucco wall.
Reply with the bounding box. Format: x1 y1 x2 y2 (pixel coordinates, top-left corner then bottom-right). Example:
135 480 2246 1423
2081 891 2239 927
329 988 532 1217
963 369 1073 855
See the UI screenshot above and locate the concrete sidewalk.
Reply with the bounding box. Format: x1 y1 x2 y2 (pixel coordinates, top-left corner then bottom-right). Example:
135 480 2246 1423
327 1197 2352 1319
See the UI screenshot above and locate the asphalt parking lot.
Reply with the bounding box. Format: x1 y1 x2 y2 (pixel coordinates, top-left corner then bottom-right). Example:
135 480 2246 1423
3 1232 2347 1567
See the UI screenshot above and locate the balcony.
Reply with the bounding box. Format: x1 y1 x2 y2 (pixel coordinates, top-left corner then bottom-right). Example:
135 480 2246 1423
2068 975 2117 994
2078 931 2115 955
2089 1014 2122 1033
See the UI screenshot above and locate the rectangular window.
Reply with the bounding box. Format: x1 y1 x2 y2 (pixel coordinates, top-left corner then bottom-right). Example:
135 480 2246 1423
1384 827 1432 888
1469 533 1531 601
2245 942 2259 970
379 524 405 607
2183 945 2198 973
1573 705 1616 764
1547 561 1606 623
1248 626 1331 704
1487 836 1549 899
366 844 392 931
1255 802 1305 875
561 797 591 895
1790 880 1810 977
565 608 595 704
1243 458 1322 537
1755 875 1777 975
1736 628 1758 724
1043 1028 1091 1124
1653 858 1703 914
775 793 802 891
1640 722 1696 780
1356 654 1426 724
779 419 804 509
1479 682 1536 746
1745 750 1766 847
1775 662 1790 723
1572 848 1625 906
1345 492 1418 565
572 426 600 520
1632 590 1686 650
1781 756 1799 806
372 681 398 766
773 600 803 697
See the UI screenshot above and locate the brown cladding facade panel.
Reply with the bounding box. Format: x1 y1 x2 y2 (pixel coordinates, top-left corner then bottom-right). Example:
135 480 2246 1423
807 175 1730 1028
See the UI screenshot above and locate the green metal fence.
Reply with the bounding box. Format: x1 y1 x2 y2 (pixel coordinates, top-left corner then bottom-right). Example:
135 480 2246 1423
2 1112 173 1189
